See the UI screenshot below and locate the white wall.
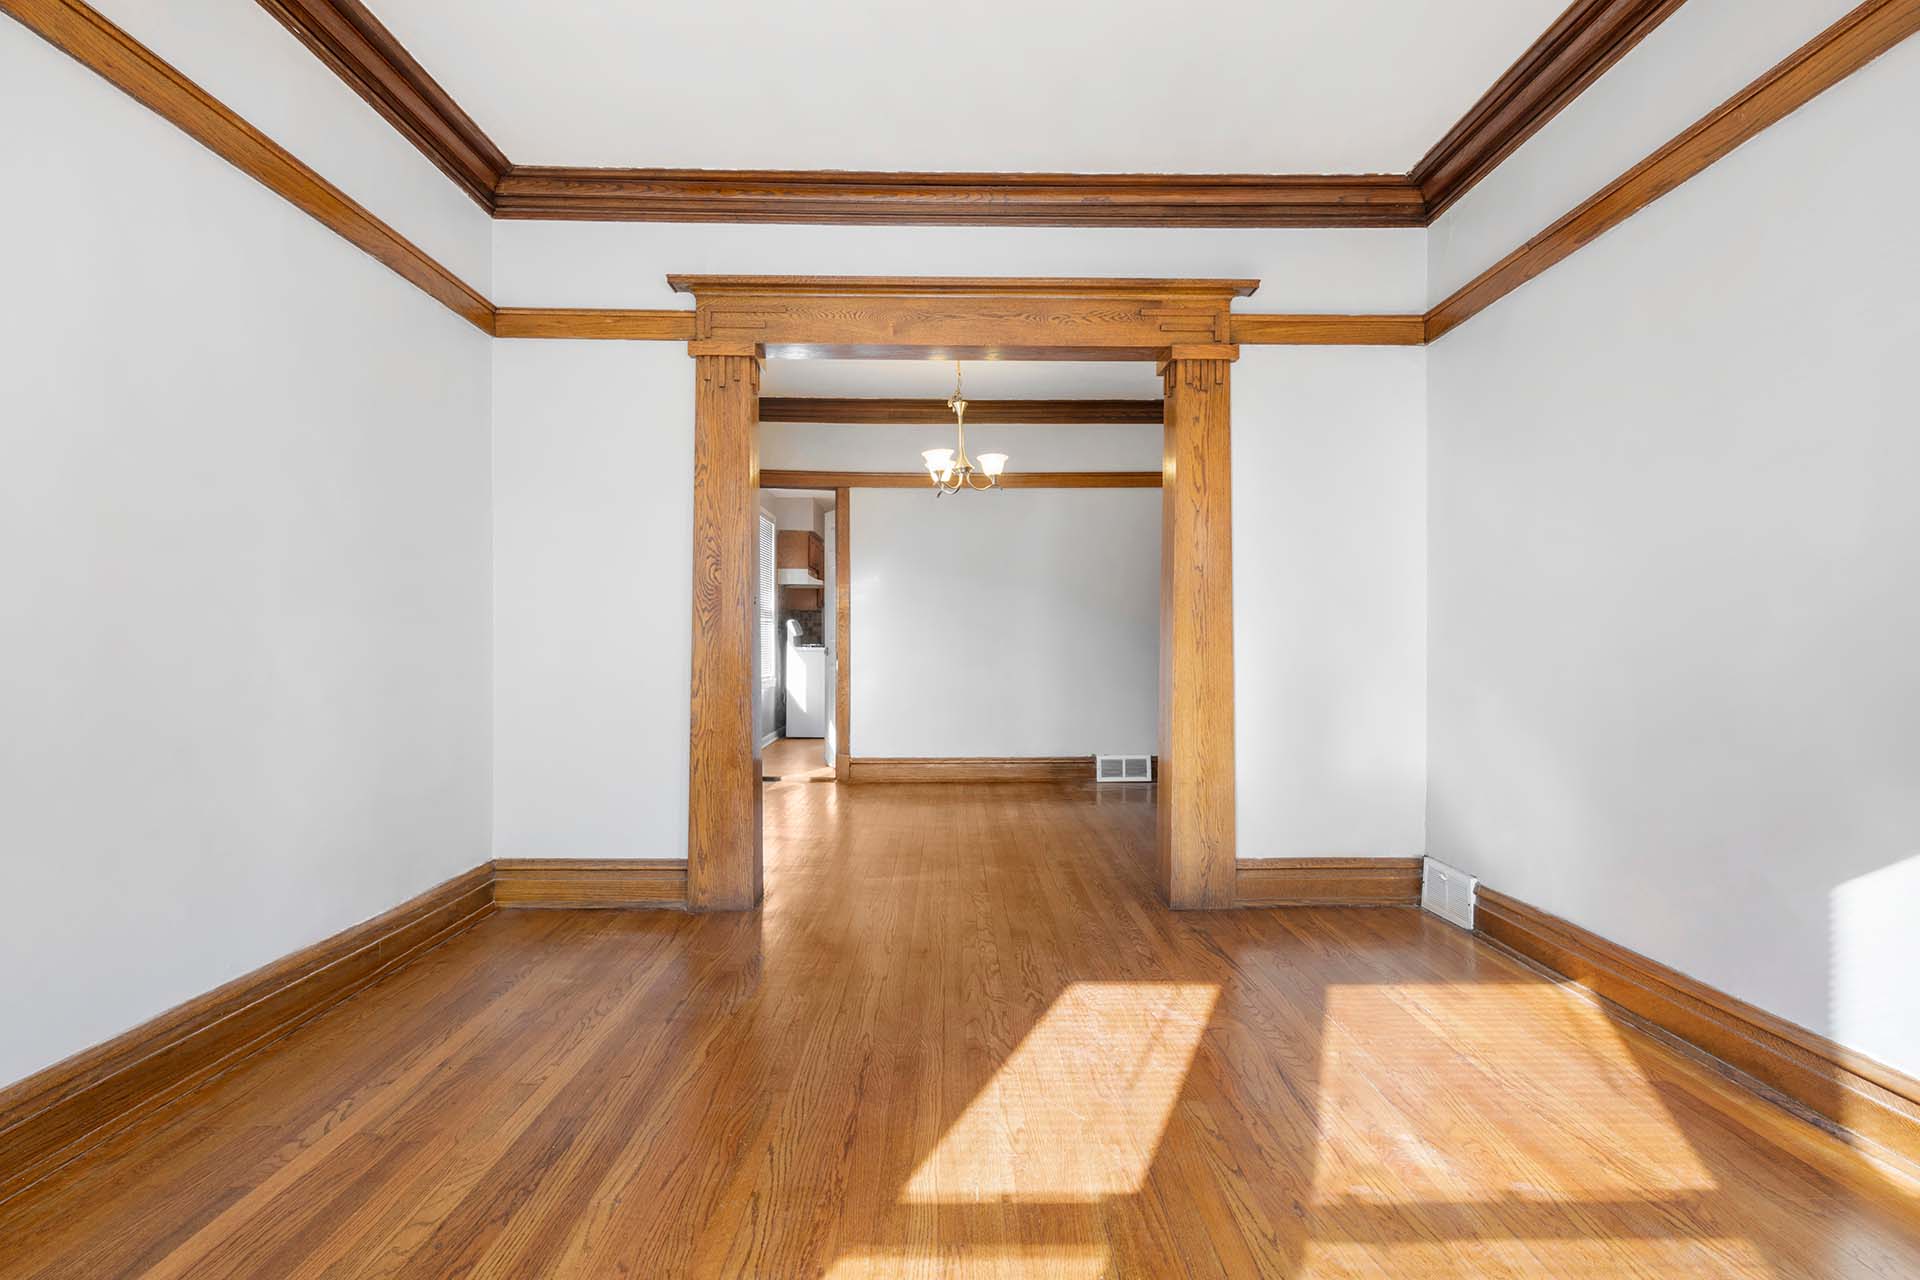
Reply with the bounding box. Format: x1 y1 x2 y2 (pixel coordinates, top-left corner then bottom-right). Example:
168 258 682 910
1427 33 1920 1076
1234 349 1428 858
87 0 493 292
495 222 1427 314
851 490 1160 758
490 341 694 860
0 23 491 1085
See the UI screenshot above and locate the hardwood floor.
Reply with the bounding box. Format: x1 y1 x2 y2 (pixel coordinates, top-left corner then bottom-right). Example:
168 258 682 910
763 735 832 781
3 783 1918 1277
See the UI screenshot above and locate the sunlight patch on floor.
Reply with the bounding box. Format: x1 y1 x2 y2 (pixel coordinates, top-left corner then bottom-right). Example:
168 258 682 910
904 981 1219 1203
1311 983 1717 1204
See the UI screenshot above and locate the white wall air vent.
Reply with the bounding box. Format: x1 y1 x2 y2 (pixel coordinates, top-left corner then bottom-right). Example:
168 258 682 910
1096 755 1154 784
1422 857 1477 930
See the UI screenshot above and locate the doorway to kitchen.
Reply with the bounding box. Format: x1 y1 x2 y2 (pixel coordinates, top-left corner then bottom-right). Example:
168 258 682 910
758 487 840 782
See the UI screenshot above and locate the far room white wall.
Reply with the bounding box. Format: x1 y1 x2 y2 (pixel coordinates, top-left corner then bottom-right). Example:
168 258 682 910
0 22 491 1086
1233 349 1428 859
851 489 1161 758
1427 33 1920 1076
490 341 694 860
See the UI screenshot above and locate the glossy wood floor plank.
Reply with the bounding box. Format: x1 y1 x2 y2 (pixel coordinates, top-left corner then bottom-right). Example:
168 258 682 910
3 781 1918 1277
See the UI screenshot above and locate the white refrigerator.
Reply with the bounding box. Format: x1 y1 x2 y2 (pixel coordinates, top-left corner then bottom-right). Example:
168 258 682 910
785 644 828 737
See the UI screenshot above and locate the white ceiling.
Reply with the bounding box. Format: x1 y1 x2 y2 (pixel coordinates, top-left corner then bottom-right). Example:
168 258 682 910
372 0 1569 173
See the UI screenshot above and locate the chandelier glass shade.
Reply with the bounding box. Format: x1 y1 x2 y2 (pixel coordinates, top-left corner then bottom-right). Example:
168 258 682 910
921 363 1007 495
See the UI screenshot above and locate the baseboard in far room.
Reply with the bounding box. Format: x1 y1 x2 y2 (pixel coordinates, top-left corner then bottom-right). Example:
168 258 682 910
0 862 496 1206
492 859 690 909
1475 887 1920 1174
1234 858 1424 906
845 756 1097 783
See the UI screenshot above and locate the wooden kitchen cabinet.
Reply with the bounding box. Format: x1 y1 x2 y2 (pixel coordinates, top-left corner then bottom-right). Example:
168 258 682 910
776 530 826 610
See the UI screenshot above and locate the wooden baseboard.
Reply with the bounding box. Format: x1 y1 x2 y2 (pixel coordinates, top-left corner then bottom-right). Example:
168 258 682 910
1475 887 1920 1171
0 862 495 1205
1234 857 1423 906
845 756 1097 783
492 859 689 909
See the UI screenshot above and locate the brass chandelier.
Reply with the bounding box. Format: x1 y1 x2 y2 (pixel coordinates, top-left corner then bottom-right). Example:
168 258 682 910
920 363 1008 495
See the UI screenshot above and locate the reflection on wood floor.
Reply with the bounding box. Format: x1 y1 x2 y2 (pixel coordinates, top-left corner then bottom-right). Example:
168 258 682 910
763 735 832 780
2 781 1918 1276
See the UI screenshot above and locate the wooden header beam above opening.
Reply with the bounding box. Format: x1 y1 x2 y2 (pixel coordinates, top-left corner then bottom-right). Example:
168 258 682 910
758 398 1164 425
668 275 1259 360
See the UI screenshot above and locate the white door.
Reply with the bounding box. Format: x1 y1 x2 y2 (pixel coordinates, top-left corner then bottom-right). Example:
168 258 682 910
823 509 837 767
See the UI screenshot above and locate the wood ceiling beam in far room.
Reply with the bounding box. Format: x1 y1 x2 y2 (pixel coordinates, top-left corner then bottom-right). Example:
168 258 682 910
1413 0 1691 219
256 0 509 209
493 168 1427 227
759 470 1162 490
758 398 1165 425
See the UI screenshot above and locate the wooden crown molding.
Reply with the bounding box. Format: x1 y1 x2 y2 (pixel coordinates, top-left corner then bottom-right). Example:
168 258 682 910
759 398 1164 425
256 0 507 209
1427 0 1920 341
266 0 1691 228
1412 0 1689 219
493 167 1426 227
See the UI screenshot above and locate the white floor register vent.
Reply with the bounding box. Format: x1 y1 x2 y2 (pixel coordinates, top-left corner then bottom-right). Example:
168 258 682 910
1095 755 1154 784
1421 857 1477 930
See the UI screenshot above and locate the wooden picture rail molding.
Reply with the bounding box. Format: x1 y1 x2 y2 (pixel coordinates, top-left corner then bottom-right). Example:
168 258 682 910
257 0 506 209
1476 887 1920 1171
759 397 1165 425
761 470 1161 490
1427 0 1920 341
1234 858 1423 907
1227 314 1427 346
1411 0 1689 218
492 308 695 341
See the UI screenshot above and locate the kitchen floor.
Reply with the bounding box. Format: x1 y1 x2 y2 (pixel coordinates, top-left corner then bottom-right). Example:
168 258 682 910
764 736 832 781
